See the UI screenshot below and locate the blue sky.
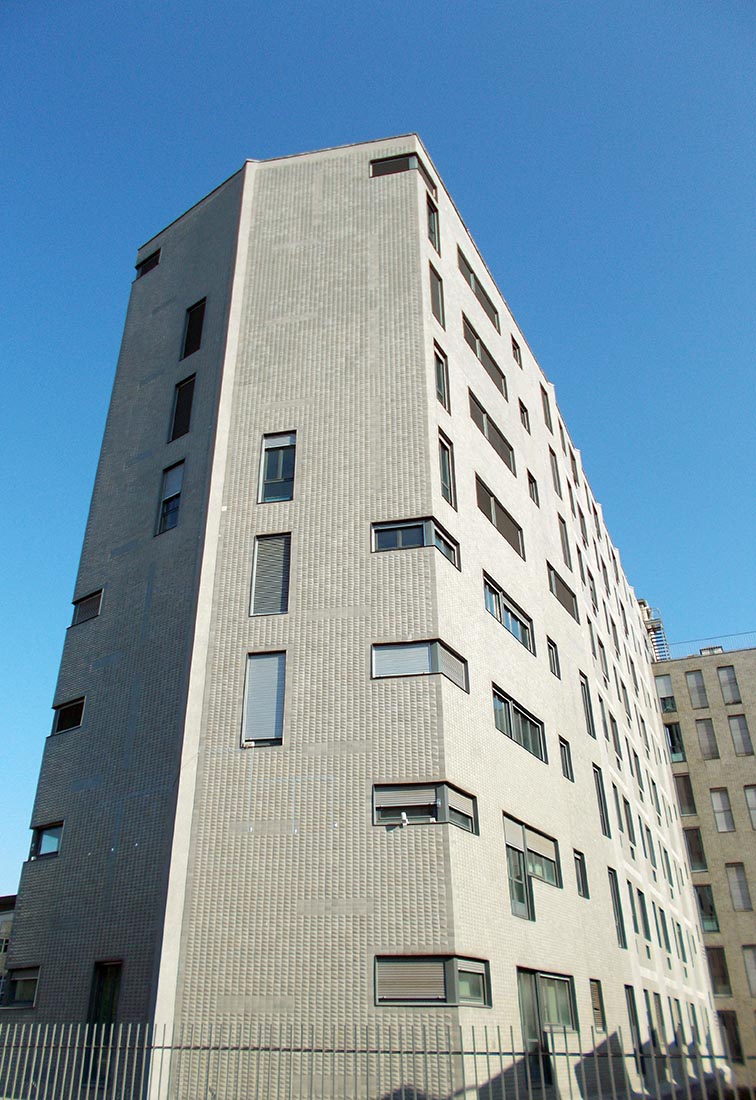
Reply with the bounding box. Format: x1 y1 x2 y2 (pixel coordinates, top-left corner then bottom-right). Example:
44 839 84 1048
1 0 754 893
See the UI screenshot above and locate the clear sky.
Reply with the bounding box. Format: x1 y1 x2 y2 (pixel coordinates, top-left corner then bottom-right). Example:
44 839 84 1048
1 0 754 893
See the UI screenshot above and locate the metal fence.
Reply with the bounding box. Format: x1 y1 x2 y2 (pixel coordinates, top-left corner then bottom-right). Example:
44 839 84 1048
0 1021 749 1100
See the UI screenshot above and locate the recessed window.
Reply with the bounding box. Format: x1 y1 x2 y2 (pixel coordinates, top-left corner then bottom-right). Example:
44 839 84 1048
434 345 450 411
438 432 456 507
369 153 436 196
696 718 719 760
511 337 522 366
579 673 596 738
547 563 579 621
427 197 440 253
241 652 286 746
742 946 756 997
476 477 524 558
683 827 707 870
429 265 445 327
469 391 516 474
135 250 160 279
251 534 291 616
717 665 741 704
519 400 530 432
540 385 553 432
169 376 195 441
181 299 206 359
718 1011 744 1064
483 575 533 652
157 462 184 533
593 765 611 837
710 787 734 832
372 640 468 691
589 980 606 1030
574 851 589 897
462 315 507 397
517 969 576 1030
29 823 63 860
549 448 562 498
53 698 85 734
558 516 572 569
372 518 459 566
527 472 539 505
728 714 753 756
608 868 627 948
694 884 719 931
744 786 756 829
547 638 561 678
504 814 561 921
493 688 546 761
654 674 676 714
559 737 574 781
7 967 39 1007
457 248 500 331
72 590 102 626
725 863 752 910
259 433 296 503
685 670 708 709
375 956 489 1006
665 722 685 762
706 947 732 996
373 782 477 833
675 774 697 817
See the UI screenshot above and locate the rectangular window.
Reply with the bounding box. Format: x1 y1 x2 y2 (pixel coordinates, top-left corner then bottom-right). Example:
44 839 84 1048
547 638 561 678
636 889 651 940
711 787 734 832
372 640 468 691
504 814 561 921
547 563 579 620
695 885 719 931
72 590 102 626
598 639 609 680
169 375 195 441
549 448 562 498
527 472 539 505
559 737 574 781
696 718 719 760
483 576 533 651
685 670 708 709
430 265 445 326
519 400 530 431
476 477 525 558
241 652 286 745
53 697 85 734
135 249 160 278
438 432 456 507
558 516 572 569
623 799 637 846
259 432 296 503
434 345 450 411
590 979 606 1030
511 336 522 365
458 248 500 330
493 689 546 761
29 823 63 859
717 665 741 704
158 462 184 533
540 385 553 432
654 674 676 713
375 956 489 1006
725 863 752 910
706 947 732 996
718 1011 744 1064
181 298 206 359
574 851 589 898
608 868 627 948
665 722 685 762
427 197 440 252
580 673 597 738
593 765 611 837
372 518 459 566
674 774 697 816
251 534 291 615
462 315 507 397
626 881 639 933
578 507 588 545
370 153 436 195
373 783 477 833
742 945 756 997
8 968 39 1007
469 391 516 473
729 714 753 756
684 827 707 871
745 785 756 829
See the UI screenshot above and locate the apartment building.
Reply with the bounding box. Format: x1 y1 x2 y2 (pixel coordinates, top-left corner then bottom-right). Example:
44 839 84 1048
4 137 716 1082
652 636 756 1090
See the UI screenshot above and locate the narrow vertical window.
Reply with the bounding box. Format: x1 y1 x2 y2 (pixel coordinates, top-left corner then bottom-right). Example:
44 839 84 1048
430 265 445 326
434 346 450 411
744 786 756 829
549 449 562 497
728 715 753 756
590 980 606 1030
169 375 195 441
541 385 553 431
427 197 440 252
158 462 184 533
685 670 708 708
519 400 530 432
574 851 589 897
559 737 574 781
725 863 752 910
181 298 206 359
241 652 286 745
608 868 627 948
259 433 296 502
674 774 696 816
558 516 572 569
251 534 291 616
717 665 741 704
696 718 719 760
711 788 734 832
547 638 560 678
438 433 456 507
593 765 611 837
527 472 539 505
511 337 522 366
580 673 596 738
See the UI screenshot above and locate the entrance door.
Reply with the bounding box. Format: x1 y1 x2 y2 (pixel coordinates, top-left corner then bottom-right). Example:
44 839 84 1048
517 970 553 1086
88 961 122 1027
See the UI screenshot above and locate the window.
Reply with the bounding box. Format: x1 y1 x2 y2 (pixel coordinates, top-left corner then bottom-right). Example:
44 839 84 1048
559 738 574 781
706 947 732 996
540 385 553 432
684 827 707 871
469 392 516 474
157 462 184 533
519 400 530 431
696 718 719 760
626 881 639 933
169 375 195 441
462 315 507 397
745 786 756 829
685 670 708 709
717 1011 743 1064
593 765 611 837
579 673 596 738
476 478 524 558
370 153 436 195
578 507 588 545
612 785 623 833
654 674 676 714
511 336 522 365
549 448 562 498
89 962 122 1026
725 863 752 910
484 576 533 651
375 956 489 1006
457 248 499 330
181 298 206 359
434 345 450 411
547 638 561 678
53 697 85 734
504 815 561 921
7 967 39 1007
694 885 719 931
527 472 539 505
29 823 63 859
427 197 440 252
438 433 456 506
518 969 576 1032
251 534 291 615
717 665 741 704
574 851 589 898
674 774 697 817
607 868 627 947
729 715 753 756
558 516 572 569
259 433 296 503
636 889 651 940
589 980 606 1030
372 518 459 566
373 783 477 833
429 265 445 326
493 689 546 761
372 641 468 690
711 788 734 832
72 590 102 626
241 652 286 745
135 249 160 278
547 563 578 620
597 639 609 680
742 945 756 997
623 799 636 846
665 723 685 762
